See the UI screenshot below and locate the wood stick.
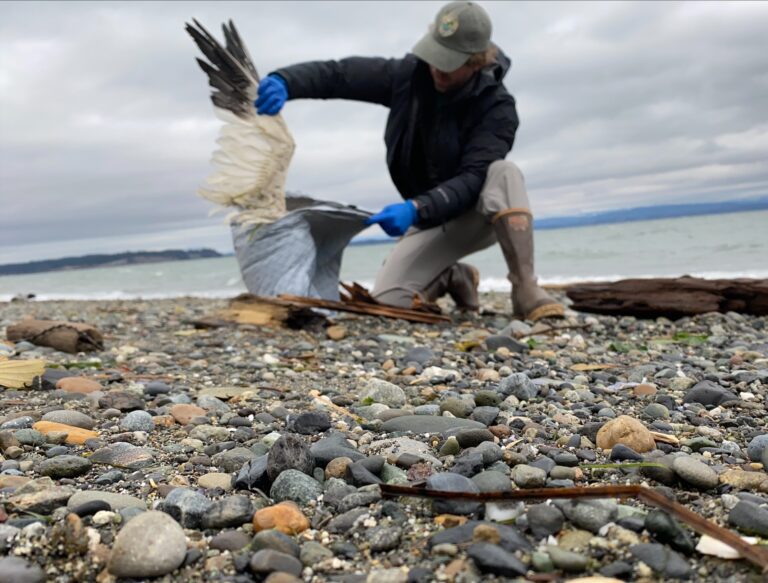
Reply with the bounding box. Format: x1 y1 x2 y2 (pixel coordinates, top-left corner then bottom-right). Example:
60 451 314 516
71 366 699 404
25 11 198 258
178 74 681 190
379 483 768 572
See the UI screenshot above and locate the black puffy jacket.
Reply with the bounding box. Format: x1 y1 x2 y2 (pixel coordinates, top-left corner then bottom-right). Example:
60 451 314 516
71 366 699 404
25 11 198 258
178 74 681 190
273 50 519 228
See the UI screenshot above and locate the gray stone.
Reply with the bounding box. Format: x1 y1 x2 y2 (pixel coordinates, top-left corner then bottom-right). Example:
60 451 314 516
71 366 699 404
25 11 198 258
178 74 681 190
13 429 46 446
475 441 503 465
455 428 494 448
472 471 511 493
381 415 483 434
474 391 502 407
511 464 547 489
0 557 45 583
470 406 500 426
2 417 34 430
359 379 406 407
671 456 719 490
90 442 155 469
683 380 737 407
425 473 481 515
485 335 527 353
201 495 253 529
252 529 300 557
546 545 588 572
498 373 538 400
267 434 315 481
108 511 187 578
630 543 691 579
559 500 618 533
327 507 369 534
234 455 270 492
643 403 670 420
311 434 365 466
439 398 474 419
99 391 145 412
404 346 435 365
747 434 768 462
728 501 768 537
369 526 403 552
119 410 154 432
300 541 334 565
428 520 532 553
41 410 96 430
527 504 565 539
270 469 323 505
467 543 527 577
37 455 92 479
162 488 213 528
197 395 231 414
212 447 256 473
249 549 303 577
209 530 251 551
67 491 145 511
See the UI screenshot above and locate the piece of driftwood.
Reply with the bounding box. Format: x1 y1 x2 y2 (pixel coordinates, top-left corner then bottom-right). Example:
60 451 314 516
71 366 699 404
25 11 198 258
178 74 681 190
565 276 768 318
379 483 768 572
278 293 450 324
7 320 104 353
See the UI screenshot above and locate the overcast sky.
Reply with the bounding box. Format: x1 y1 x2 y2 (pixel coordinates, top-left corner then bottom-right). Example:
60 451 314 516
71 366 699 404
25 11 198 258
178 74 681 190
1 1 766 264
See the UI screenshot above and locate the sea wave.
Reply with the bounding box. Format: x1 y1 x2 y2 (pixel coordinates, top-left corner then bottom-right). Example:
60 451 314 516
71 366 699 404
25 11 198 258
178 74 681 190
1 269 766 302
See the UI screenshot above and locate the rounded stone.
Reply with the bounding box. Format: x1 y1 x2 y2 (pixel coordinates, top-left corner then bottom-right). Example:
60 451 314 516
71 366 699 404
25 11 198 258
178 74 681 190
596 415 656 453
267 434 314 481
269 470 323 505
671 456 719 490
746 435 768 462
198 472 234 491
38 455 92 479
0 556 45 583
41 411 96 430
119 411 154 432
107 511 187 578
253 501 310 535
358 378 406 408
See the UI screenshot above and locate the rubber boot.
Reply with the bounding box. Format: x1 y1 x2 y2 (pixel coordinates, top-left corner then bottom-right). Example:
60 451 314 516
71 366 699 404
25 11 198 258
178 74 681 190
493 210 564 321
421 263 480 311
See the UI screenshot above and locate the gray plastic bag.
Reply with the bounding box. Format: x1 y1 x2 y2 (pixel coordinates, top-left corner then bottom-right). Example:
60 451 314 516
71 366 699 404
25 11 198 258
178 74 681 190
231 197 372 300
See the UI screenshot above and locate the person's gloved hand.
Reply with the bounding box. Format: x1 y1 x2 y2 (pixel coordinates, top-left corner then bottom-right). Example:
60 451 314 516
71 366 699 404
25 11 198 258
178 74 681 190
255 75 288 115
364 200 418 237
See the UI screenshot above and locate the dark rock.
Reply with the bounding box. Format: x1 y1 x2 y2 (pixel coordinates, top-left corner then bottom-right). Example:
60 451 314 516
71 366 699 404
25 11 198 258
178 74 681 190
455 428 495 449
0 556 45 583
630 543 691 579
609 444 644 461
728 501 768 537
404 346 435 365
645 509 695 554
310 434 365 466
600 561 634 578
337 489 382 513
469 406 500 426
72 500 111 517
428 521 531 553
267 434 314 481
485 335 527 353
381 415 483 433
683 381 737 407
249 549 302 577
234 455 270 491
346 462 382 486
451 451 484 478
327 508 368 534
38 455 92 479
497 373 537 400
287 411 331 435
467 542 527 577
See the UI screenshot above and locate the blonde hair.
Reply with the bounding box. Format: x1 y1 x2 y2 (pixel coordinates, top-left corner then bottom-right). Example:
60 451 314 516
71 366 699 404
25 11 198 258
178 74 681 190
466 45 498 69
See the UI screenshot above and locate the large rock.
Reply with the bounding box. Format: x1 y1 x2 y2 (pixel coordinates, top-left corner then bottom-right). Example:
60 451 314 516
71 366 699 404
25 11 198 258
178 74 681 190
107 511 187 578
596 416 655 453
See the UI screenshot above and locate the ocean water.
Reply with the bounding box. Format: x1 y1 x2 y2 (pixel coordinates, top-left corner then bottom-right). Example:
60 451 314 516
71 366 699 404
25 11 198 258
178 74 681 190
1 210 766 302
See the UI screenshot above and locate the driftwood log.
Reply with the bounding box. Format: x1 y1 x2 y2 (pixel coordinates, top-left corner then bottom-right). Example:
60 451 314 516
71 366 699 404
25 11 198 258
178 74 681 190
565 276 768 318
7 320 104 353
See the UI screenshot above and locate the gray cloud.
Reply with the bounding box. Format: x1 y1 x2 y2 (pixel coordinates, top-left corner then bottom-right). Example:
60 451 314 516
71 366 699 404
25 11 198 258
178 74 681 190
1 1 766 262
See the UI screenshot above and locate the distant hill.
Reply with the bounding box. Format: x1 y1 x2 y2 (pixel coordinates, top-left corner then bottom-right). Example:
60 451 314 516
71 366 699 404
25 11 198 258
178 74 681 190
0 249 223 276
350 196 768 245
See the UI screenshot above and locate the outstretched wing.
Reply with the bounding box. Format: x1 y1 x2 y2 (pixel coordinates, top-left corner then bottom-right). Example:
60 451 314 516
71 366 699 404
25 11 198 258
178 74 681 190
186 19 294 224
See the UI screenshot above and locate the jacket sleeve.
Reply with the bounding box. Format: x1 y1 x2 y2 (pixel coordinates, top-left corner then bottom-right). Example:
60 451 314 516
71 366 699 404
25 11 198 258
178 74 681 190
413 97 519 227
271 57 398 107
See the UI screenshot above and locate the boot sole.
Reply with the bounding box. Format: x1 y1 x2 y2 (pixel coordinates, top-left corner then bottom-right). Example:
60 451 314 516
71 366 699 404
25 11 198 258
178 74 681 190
526 302 565 322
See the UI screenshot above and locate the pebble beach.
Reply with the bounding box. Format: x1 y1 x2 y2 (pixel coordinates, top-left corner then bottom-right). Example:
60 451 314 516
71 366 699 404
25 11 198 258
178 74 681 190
1 292 767 582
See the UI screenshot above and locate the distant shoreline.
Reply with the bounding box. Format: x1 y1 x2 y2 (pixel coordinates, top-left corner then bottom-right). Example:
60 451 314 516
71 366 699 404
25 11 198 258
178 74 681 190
0 249 224 277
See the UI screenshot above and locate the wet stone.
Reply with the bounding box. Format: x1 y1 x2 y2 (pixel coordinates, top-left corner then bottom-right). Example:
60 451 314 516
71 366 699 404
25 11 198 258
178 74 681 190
683 380 738 407
630 543 691 579
467 542 527 577
728 500 768 537
162 487 213 528
209 530 251 551
609 443 644 461
252 529 301 556
426 473 481 515
527 504 565 539
645 509 695 554
250 549 303 577
201 495 253 529
0 556 46 583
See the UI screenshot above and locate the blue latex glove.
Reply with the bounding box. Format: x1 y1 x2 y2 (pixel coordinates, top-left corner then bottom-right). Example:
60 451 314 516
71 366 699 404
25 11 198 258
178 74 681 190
255 75 288 115
364 200 418 237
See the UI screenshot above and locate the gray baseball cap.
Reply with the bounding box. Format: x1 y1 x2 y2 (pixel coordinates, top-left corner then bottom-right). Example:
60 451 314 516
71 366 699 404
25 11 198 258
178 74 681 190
412 1 492 73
